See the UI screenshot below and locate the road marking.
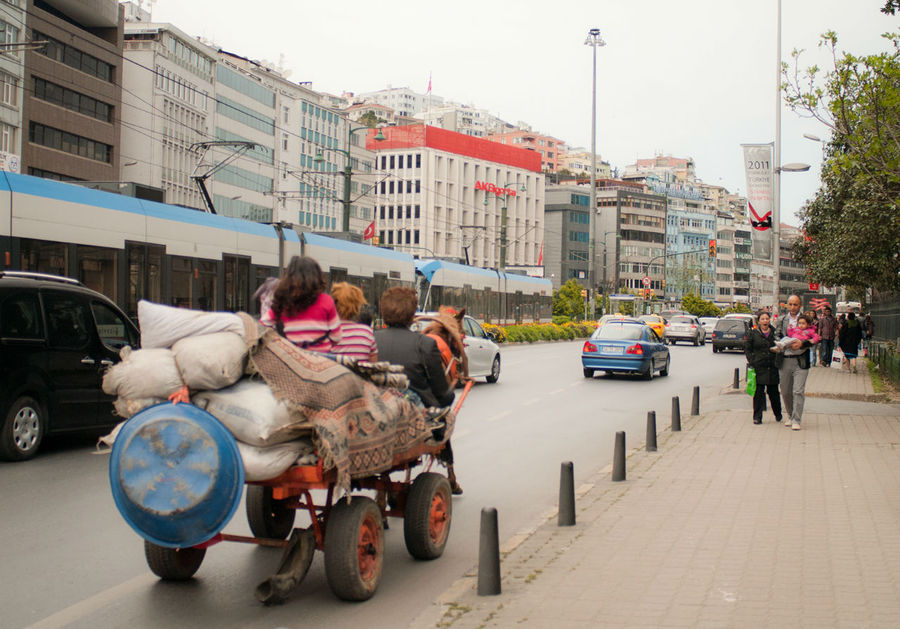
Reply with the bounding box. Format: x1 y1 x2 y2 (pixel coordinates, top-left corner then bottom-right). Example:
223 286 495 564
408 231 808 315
522 398 540 406
550 388 565 395
25 573 157 629
486 409 511 422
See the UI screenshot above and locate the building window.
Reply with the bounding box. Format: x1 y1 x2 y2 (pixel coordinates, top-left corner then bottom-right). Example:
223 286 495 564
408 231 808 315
1 72 16 107
0 121 13 152
0 19 18 49
282 133 288 150
29 122 111 163
32 77 112 122
34 31 113 82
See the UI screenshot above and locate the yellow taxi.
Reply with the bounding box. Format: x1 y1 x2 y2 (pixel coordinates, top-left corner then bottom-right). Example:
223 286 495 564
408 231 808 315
638 314 666 339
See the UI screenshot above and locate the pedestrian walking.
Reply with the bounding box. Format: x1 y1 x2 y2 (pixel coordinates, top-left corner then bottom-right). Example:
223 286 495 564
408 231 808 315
745 310 782 424
817 306 838 367
776 295 815 430
863 314 875 354
805 309 819 366
839 312 864 373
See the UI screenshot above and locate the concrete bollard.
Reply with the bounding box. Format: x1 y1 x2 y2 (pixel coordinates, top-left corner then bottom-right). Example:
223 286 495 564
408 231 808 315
691 386 700 416
733 368 740 389
558 461 575 526
477 508 501 595
671 396 681 432
646 411 657 452
612 431 626 482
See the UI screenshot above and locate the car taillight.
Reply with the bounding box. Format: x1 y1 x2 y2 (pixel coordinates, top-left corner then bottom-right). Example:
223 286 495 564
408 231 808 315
742 335 747 341
626 344 643 355
712 332 717 338
665 323 670 327
690 324 696 329
583 341 597 352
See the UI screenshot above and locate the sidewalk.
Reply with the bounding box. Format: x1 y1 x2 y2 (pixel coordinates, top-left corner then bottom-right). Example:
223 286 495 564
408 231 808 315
412 363 900 628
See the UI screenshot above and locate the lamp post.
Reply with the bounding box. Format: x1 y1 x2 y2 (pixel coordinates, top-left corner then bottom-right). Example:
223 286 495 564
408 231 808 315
585 28 606 314
316 123 385 233
599 230 619 316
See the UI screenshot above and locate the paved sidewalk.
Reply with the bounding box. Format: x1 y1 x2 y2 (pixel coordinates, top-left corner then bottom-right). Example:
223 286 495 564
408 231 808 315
805 362 880 402
412 366 900 628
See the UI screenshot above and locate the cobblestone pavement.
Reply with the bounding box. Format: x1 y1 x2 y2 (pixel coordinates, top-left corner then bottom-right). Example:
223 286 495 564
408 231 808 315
411 363 900 628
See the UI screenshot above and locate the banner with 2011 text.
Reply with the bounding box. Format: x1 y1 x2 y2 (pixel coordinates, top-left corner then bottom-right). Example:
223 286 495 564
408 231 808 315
741 143 774 261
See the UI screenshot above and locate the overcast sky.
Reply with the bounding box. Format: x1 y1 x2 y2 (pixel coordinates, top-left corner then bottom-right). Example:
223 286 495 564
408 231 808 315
146 0 896 226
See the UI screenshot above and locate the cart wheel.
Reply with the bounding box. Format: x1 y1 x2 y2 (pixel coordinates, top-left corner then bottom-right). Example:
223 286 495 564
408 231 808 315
246 485 295 539
324 496 383 601
403 472 452 560
144 540 205 580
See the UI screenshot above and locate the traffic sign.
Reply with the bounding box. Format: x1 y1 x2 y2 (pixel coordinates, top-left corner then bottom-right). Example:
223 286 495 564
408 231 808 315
642 276 651 288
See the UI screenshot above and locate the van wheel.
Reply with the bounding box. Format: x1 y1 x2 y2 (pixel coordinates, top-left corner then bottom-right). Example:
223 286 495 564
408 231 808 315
0 396 44 461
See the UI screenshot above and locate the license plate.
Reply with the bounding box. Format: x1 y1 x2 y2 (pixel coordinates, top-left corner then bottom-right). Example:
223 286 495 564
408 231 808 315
723 333 737 339
602 346 624 354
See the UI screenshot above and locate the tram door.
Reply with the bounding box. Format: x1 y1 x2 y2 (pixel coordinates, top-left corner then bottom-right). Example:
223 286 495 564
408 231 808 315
126 242 164 319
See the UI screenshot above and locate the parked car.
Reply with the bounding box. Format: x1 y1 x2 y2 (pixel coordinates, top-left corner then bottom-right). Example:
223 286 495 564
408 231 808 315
664 314 705 346
638 314 666 339
412 313 501 383
711 318 751 353
698 316 719 337
0 271 140 461
582 321 669 380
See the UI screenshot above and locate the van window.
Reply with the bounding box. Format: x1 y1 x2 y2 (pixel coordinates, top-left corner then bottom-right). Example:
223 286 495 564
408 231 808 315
92 301 139 349
1 294 43 339
44 292 91 349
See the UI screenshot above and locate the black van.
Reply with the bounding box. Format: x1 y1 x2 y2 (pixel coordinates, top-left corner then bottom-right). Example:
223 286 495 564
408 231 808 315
711 318 751 353
0 271 139 460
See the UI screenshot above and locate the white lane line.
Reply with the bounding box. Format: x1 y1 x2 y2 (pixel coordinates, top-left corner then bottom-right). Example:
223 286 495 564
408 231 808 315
549 388 566 395
25 573 157 629
486 409 512 422
522 398 541 406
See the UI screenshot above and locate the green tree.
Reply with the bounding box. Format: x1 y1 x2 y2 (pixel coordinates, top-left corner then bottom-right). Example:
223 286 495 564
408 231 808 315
553 279 586 320
783 30 900 292
723 303 752 315
358 111 386 128
681 293 721 317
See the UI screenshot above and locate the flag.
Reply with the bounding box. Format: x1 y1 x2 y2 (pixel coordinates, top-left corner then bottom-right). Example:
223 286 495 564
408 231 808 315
538 241 543 266
426 72 432 95
363 221 375 240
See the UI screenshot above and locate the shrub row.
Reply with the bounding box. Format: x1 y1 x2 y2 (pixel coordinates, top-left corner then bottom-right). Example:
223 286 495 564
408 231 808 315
482 321 597 344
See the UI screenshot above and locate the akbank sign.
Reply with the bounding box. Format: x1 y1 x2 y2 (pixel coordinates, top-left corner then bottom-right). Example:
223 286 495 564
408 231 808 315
475 181 517 197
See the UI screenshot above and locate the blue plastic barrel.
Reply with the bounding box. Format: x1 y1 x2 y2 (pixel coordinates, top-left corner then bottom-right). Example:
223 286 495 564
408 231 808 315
109 403 244 548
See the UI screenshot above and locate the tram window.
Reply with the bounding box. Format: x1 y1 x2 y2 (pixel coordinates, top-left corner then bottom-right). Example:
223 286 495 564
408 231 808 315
77 245 117 302
197 260 217 310
171 256 193 308
127 243 163 318
223 255 249 313
19 239 67 277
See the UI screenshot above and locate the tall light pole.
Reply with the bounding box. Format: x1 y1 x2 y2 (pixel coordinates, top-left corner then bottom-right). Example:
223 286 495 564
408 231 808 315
773 0 782 313
585 28 606 315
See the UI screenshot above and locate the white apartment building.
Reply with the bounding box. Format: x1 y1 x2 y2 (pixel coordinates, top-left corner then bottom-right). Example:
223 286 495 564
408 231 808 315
0 1 24 171
557 148 610 179
369 124 544 269
355 86 443 118
416 102 493 137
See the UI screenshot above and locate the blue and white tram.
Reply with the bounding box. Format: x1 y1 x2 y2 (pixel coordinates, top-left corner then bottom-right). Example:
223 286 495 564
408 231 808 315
415 259 553 325
0 172 414 317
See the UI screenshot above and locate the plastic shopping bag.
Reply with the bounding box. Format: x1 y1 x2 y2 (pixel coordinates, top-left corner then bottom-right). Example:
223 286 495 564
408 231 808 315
746 367 757 397
831 348 844 370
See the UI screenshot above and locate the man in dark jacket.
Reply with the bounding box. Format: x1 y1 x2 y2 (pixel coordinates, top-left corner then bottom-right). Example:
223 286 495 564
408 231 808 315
375 287 454 408
817 306 838 366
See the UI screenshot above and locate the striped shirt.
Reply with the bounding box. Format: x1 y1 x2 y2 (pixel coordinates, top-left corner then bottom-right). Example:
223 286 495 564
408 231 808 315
260 292 342 352
331 321 378 360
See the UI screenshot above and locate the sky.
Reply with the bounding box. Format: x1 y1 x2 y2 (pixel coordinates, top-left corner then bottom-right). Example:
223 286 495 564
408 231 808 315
145 0 897 226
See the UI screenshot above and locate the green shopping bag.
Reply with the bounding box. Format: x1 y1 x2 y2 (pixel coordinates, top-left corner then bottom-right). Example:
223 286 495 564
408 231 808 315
746 367 757 397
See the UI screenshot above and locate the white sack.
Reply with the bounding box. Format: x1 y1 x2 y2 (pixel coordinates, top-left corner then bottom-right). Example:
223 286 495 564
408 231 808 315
238 440 313 482
113 397 166 419
193 379 306 446
138 300 245 349
173 332 247 391
102 347 184 399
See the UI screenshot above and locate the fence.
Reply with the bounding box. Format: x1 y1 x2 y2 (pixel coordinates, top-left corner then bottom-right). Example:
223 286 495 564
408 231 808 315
870 294 900 343
870 342 900 387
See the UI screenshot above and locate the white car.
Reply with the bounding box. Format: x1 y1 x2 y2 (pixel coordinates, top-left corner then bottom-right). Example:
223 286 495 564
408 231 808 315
412 313 501 383
698 317 719 338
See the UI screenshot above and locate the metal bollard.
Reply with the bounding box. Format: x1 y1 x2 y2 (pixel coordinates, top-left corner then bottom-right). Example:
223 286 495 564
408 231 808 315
691 386 700 416
477 508 501 595
612 431 626 482
646 411 657 452
733 368 740 389
671 396 681 432
558 461 575 526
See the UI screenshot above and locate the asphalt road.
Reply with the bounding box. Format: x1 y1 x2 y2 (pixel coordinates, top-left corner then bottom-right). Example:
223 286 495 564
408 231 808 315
0 340 747 629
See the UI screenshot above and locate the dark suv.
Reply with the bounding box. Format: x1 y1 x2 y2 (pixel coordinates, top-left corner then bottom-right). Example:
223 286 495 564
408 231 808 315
0 271 139 461
711 318 751 353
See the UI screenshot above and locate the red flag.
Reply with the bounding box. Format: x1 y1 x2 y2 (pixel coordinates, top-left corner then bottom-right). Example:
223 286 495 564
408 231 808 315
538 241 543 265
426 72 432 94
363 221 375 240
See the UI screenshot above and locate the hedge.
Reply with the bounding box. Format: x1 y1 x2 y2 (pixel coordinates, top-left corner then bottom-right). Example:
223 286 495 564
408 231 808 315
482 321 597 344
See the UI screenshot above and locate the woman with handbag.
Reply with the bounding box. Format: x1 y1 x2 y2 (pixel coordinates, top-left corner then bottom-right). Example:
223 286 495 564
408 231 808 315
745 310 783 425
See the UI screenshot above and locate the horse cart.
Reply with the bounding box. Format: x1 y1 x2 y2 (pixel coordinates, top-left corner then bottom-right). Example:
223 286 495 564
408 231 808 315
109 381 472 605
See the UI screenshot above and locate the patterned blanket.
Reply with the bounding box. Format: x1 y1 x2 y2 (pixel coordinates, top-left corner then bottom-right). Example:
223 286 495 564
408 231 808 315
238 314 450 495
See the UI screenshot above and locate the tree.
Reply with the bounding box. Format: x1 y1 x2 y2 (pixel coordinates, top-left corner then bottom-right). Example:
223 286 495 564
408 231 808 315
723 303 751 315
681 293 721 317
358 111 386 128
783 30 900 292
553 279 586 320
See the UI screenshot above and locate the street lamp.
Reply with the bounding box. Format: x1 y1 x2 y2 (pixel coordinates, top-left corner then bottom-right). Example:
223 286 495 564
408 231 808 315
599 230 619 315
315 123 385 233
585 28 606 315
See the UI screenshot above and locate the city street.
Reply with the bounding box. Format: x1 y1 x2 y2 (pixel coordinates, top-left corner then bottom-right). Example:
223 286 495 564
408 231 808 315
1 340 746 629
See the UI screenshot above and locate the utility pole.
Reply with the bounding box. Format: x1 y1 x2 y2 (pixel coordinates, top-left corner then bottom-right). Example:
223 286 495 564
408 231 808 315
585 28 606 317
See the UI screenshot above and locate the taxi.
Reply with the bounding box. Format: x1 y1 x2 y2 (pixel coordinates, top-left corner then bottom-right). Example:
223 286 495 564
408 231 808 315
638 314 666 339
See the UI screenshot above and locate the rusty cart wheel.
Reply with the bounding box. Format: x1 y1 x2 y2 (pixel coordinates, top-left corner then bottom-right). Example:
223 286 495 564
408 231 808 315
403 472 452 560
144 540 205 580
246 485 295 539
324 496 383 601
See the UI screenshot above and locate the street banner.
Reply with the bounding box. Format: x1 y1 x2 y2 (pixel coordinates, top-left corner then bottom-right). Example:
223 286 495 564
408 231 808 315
741 143 774 261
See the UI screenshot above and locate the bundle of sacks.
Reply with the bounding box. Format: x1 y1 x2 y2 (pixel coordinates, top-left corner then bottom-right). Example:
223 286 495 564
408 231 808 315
101 300 316 481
